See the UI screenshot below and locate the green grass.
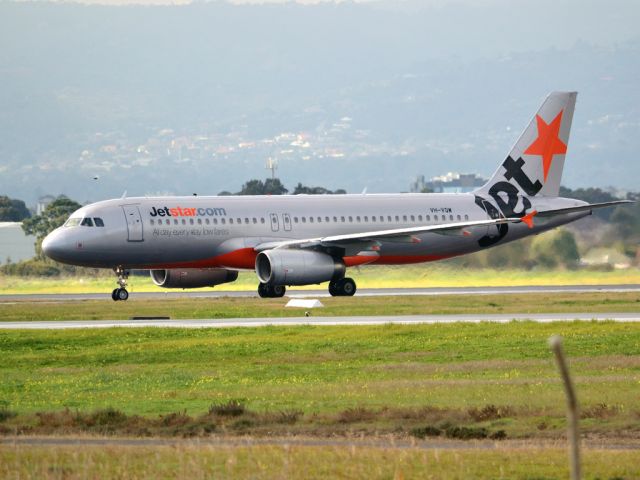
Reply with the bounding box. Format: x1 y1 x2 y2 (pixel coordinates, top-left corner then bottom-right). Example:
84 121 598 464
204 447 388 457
1 444 639 479
1 291 639 321
1 265 639 294
1 321 639 440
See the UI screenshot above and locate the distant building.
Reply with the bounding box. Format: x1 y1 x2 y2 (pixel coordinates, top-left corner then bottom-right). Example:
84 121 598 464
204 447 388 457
410 172 486 193
36 195 56 215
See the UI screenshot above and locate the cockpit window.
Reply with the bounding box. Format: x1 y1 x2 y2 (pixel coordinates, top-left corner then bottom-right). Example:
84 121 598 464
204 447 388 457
64 218 82 227
94 218 104 227
81 217 94 227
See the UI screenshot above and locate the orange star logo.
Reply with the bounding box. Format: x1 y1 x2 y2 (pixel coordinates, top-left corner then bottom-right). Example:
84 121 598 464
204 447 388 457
524 110 567 182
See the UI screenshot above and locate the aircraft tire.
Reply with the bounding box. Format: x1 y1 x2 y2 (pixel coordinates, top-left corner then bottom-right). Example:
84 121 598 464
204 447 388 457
328 281 339 297
117 288 129 301
111 288 119 301
272 285 286 298
258 283 269 298
335 278 356 296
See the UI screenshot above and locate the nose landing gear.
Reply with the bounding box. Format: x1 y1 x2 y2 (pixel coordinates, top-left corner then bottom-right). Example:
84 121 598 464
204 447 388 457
112 267 130 301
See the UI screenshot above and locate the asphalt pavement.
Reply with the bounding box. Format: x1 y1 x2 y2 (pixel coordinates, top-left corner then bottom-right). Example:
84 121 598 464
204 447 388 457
1 283 639 302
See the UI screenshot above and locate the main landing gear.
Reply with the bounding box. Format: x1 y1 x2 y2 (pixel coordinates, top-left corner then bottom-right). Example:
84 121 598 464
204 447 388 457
257 283 286 298
112 267 130 301
329 277 357 297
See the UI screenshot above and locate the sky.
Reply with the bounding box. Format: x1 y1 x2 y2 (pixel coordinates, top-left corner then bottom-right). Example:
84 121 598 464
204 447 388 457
0 0 639 203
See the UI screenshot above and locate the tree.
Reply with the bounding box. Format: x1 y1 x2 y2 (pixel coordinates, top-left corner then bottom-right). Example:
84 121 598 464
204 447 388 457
0 196 31 221
530 229 580 269
233 178 289 195
292 183 346 195
22 196 82 257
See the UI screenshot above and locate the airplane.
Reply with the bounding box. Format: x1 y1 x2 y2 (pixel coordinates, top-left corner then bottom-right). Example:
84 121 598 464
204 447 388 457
42 92 632 301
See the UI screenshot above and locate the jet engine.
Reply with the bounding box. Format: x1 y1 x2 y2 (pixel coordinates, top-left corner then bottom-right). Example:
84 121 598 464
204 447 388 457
256 250 345 286
150 268 238 289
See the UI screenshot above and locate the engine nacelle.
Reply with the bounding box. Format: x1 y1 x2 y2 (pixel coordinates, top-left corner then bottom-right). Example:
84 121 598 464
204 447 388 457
150 268 238 289
256 249 345 286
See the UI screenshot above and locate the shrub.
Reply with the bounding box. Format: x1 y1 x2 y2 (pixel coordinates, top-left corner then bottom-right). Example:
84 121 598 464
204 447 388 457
445 426 488 440
208 400 246 417
468 404 514 422
410 426 442 438
0 409 17 423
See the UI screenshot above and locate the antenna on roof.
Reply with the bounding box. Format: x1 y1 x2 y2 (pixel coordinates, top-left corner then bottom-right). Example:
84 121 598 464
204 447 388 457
266 157 278 179
121 191 127 199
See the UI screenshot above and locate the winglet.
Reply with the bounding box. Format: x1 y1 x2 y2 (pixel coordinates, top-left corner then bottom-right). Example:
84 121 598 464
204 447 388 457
521 210 538 228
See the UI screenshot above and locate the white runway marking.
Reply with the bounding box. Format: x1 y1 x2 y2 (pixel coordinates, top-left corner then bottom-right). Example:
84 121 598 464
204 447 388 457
1 312 639 329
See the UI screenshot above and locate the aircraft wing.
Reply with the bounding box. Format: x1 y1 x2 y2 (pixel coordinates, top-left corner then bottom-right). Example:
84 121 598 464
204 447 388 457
254 216 520 251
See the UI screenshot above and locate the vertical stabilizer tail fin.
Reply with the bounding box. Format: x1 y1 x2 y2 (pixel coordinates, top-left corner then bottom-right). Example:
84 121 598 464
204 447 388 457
476 91 577 198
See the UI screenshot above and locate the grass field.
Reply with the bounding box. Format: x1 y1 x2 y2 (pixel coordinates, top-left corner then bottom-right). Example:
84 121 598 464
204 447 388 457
1 443 639 479
1 291 639 322
1 265 639 294
1 320 639 442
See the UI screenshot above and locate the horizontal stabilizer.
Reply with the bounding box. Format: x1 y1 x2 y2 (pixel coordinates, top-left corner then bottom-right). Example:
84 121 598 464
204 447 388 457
535 200 633 217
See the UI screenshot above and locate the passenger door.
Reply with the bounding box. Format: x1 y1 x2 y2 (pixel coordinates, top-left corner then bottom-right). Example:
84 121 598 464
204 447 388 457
122 205 144 242
282 213 292 232
269 213 280 232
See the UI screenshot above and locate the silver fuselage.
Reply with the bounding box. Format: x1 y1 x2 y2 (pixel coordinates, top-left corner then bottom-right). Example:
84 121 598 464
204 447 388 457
42 192 588 271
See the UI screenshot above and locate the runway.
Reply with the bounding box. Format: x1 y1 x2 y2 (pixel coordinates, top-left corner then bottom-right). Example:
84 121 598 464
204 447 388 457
2 312 639 329
1 283 639 302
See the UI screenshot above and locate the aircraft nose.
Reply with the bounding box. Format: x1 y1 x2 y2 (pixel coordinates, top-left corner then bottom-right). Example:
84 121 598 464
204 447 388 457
42 230 68 262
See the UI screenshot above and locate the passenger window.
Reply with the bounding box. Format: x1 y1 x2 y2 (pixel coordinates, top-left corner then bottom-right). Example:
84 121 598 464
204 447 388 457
372 216 376 222
403 215 408 222
348 216 353 222
81 218 93 227
205 219 210 225
450 215 454 221
364 216 368 222
197 218 202 224
418 215 422 222
309 217 314 223
302 217 306 223
465 214 469 220
395 215 400 222
333 216 338 222
261 218 265 224
229 218 234 224
434 215 438 221
253 218 257 224
294 217 299 223
426 215 431 221
388 216 392 222
221 218 226 224
410 215 415 222
356 216 361 222
190 219 194 225
341 216 345 222
237 218 241 224
317 217 322 223
245 218 249 224
457 215 461 221
213 218 218 225
94 218 104 227
325 216 330 222
174 219 178 225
